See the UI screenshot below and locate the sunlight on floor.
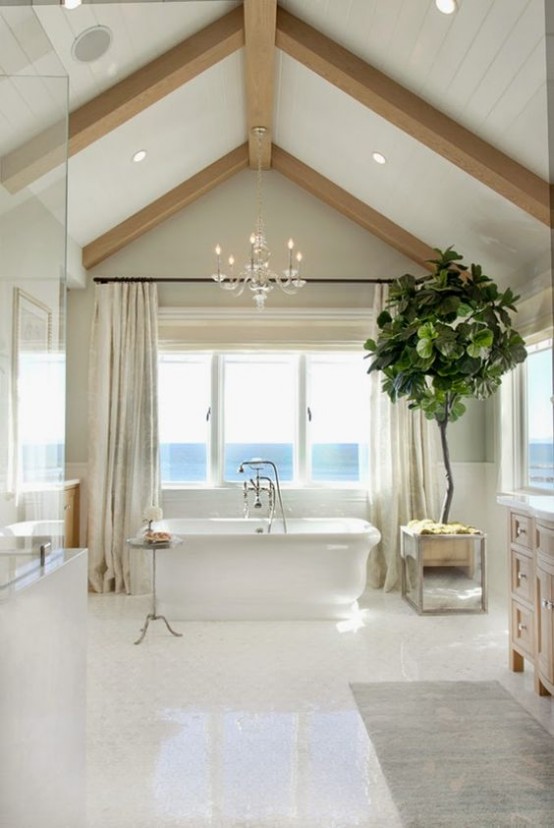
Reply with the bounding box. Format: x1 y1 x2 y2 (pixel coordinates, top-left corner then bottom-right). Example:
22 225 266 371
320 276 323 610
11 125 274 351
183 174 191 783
85 589 554 828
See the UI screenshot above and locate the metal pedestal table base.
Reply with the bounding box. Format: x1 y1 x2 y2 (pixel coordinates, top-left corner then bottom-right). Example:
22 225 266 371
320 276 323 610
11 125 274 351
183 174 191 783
134 611 182 645
128 536 184 644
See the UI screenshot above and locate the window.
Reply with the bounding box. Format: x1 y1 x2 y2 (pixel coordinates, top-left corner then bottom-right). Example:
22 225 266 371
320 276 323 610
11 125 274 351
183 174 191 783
524 339 553 490
158 351 369 486
158 354 211 483
307 355 369 482
223 355 297 483
17 352 65 485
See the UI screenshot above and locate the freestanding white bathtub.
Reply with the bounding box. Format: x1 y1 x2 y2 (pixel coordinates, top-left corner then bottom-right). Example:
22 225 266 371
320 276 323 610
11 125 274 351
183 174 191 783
155 517 380 620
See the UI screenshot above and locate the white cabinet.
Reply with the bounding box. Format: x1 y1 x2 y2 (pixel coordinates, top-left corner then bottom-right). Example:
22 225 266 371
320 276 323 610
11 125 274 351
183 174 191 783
0 548 87 827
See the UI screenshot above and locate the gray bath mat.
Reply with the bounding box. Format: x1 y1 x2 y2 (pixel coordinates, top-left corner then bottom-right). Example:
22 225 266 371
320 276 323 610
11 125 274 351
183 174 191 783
350 680 554 827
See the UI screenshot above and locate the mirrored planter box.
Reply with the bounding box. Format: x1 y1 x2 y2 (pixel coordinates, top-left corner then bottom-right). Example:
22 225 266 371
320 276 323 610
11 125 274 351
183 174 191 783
400 526 487 614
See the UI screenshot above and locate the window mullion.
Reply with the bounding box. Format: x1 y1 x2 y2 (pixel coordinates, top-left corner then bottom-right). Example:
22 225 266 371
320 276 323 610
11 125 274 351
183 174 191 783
518 363 528 489
297 354 307 483
209 353 222 485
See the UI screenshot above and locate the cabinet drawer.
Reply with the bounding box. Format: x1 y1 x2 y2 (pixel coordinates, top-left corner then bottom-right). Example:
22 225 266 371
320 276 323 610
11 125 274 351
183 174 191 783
510 548 533 603
511 600 534 659
510 513 531 548
536 522 554 560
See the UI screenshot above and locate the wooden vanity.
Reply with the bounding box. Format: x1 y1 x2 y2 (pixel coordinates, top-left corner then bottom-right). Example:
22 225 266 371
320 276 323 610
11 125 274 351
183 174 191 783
499 495 554 696
64 479 81 547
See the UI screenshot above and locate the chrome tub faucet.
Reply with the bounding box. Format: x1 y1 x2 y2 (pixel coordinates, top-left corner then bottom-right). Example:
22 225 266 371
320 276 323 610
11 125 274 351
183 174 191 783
237 459 287 533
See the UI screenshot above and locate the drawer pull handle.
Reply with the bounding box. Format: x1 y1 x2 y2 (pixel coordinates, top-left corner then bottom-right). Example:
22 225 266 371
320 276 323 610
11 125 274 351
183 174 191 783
517 623 527 632
517 572 527 580
516 526 527 536
541 599 554 610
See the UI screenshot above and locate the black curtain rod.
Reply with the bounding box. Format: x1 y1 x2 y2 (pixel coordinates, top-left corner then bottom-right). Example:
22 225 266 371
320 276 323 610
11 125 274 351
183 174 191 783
92 276 396 285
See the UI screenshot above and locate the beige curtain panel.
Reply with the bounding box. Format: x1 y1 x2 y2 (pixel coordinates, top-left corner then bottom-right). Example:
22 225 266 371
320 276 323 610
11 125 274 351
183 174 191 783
87 282 160 594
366 285 440 591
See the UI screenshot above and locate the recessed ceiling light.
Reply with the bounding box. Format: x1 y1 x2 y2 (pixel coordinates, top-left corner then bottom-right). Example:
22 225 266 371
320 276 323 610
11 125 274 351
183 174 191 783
71 25 112 63
435 0 457 14
132 150 147 163
63 0 82 8
372 152 387 165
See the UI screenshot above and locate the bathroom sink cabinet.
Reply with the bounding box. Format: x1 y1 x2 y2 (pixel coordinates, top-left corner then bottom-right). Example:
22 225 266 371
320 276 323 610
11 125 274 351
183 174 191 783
536 520 554 693
501 497 554 698
508 511 535 675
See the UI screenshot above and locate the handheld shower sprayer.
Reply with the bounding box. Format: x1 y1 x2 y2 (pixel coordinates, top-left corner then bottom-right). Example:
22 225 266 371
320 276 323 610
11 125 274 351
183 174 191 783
236 459 287 533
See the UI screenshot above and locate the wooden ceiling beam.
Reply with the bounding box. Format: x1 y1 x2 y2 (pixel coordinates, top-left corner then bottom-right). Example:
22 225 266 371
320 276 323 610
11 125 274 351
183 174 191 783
272 145 436 270
276 7 550 226
1 6 244 194
244 0 277 169
82 144 249 270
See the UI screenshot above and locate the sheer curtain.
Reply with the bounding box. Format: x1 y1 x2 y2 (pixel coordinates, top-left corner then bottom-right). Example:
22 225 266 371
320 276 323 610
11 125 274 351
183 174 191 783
87 282 160 594
367 284 440 591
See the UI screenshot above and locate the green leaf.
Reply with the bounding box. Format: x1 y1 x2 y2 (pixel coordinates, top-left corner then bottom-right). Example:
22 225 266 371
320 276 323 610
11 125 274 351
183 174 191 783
450 400 467 422
417 321 437 341
467 342 484 359
435 338 463 359
457 355 481 375
472 328 494 348
438 295 461 316
416 338 434 359
510 344 528 364
377 310 392 327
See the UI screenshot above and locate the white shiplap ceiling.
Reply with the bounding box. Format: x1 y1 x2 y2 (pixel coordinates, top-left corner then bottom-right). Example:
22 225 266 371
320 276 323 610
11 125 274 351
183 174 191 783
0 0 551 288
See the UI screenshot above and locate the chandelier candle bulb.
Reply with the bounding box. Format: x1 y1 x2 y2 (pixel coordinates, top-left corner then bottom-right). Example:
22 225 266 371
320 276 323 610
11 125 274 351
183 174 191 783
293 252 305 288
212 245 224 283
288 238 294 271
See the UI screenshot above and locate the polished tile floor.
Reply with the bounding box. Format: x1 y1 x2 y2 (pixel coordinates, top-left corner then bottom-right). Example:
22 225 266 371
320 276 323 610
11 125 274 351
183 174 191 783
86 589 554 828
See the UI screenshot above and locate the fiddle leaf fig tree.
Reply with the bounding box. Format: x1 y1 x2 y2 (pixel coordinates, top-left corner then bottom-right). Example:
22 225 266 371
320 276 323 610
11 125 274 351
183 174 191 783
364 247 527 524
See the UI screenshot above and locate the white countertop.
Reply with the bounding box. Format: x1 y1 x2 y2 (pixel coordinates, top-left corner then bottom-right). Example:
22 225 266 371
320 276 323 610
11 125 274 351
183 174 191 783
0 545 86 599
497 492 554 521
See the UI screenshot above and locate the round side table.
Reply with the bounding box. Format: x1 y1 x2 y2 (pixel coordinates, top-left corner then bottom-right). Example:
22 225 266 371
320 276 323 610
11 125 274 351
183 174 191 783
127 536 184 644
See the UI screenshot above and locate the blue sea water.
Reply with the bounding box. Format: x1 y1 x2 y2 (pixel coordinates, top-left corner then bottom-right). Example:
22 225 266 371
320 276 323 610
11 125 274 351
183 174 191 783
162 440 553 488
529 441 554 489
161 442 363 484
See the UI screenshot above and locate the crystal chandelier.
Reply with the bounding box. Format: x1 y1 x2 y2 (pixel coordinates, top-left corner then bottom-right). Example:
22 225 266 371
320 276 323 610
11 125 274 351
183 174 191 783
212 127 305 310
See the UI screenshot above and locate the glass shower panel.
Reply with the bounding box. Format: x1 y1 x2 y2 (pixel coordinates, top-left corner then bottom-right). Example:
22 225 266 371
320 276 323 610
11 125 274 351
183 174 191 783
0 23 68 548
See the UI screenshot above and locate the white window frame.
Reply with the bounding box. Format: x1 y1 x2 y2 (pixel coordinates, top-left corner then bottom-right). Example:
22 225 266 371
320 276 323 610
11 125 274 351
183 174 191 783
506 332 553 493
158 348 369 489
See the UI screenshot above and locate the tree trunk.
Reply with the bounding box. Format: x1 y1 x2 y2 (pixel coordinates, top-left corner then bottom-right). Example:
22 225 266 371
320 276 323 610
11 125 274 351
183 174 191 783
438 417 454 523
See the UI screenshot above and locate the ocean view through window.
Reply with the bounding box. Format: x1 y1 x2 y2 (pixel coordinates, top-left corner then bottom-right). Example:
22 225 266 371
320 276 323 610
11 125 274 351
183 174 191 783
158 351 369 486
526 340 553 490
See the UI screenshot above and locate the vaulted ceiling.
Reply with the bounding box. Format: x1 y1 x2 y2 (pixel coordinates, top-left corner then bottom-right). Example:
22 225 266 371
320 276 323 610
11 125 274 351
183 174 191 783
0 0 551 287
